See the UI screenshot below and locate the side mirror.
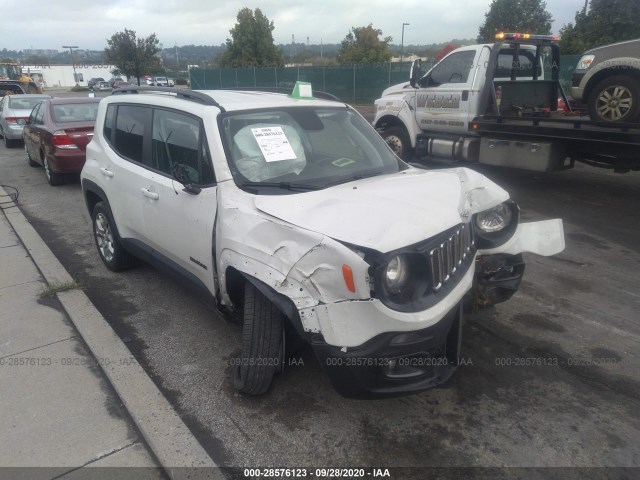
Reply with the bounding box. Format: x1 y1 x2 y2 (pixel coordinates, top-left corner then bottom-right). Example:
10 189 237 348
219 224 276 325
409 59 422 88
172 163 202 195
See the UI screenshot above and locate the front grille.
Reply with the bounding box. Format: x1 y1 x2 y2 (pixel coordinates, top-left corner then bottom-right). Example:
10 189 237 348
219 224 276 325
429 224 474 292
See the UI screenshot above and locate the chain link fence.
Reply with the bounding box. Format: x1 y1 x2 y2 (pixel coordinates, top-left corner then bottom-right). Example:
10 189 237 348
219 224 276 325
189 56 580 104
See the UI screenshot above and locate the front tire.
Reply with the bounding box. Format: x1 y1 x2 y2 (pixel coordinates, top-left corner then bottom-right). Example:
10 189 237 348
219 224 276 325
382 126 413 161
92 201 138 271
588 75 639 123
25 144 38 167
234 281 284 395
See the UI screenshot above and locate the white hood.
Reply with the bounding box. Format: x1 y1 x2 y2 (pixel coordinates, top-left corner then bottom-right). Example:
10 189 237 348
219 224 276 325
254 168 509 253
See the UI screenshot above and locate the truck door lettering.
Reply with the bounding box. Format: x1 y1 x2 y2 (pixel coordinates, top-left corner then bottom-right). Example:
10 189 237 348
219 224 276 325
417 94 461 109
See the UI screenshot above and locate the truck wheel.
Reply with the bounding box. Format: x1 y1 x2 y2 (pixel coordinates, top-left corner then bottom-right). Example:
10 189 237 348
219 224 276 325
382 126 413 161
92 201 138 271
234 281 284 395
588 75 639 123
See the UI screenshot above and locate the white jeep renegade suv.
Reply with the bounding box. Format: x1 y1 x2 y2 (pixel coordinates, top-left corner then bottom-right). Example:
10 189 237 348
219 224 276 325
81 84 565 397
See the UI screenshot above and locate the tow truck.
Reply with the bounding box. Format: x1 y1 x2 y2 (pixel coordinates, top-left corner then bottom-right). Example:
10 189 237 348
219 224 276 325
374 33 640 173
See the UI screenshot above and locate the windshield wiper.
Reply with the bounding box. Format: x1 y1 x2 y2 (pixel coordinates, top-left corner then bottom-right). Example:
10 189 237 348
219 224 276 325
325 170 385 187
240 181 323 191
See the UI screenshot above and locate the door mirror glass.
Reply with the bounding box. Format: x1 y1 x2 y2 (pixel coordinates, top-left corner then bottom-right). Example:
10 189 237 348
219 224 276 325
410 59 423 88
172 162 202 195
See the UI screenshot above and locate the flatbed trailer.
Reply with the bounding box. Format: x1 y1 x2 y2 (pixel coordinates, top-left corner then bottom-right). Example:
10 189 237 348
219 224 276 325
470 114 640 172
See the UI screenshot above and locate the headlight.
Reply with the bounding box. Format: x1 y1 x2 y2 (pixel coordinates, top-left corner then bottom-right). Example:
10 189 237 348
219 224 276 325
475 202 513 233
473 200 519 249
384 255 409 295
577 55 595 70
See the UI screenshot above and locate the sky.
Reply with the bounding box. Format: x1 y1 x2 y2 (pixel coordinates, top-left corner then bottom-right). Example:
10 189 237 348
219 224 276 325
2 0 588 51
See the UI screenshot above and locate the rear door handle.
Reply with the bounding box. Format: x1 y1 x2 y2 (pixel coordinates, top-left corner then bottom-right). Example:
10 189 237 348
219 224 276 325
141 188 159 200
99 167 114 177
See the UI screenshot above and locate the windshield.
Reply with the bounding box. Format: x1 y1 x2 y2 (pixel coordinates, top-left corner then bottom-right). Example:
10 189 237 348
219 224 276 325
9 96 49 110
220 107 404 193
52 103 99 123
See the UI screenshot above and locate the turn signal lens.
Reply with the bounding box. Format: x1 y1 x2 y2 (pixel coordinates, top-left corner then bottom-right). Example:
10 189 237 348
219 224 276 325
342 264 356 293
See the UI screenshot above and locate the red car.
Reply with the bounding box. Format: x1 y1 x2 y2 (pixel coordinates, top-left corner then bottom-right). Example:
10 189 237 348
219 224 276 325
23 97 100 186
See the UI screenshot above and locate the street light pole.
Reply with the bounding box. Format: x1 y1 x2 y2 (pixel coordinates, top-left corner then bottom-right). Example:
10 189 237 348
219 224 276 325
62 45 79 86
400 23 410 65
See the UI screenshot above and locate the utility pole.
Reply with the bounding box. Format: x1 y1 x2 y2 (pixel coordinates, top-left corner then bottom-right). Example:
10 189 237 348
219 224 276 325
400 23 409 65
62 45 79 86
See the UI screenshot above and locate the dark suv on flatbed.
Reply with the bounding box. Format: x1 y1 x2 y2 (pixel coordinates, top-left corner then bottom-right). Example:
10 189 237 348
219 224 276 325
571 38 640 123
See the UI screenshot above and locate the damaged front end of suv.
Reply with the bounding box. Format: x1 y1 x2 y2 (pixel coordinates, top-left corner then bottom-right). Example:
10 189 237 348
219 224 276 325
214 104 565 397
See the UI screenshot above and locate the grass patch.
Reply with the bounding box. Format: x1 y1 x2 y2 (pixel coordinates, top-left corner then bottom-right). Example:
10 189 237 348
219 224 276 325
40 279 81 298
70 85 90 92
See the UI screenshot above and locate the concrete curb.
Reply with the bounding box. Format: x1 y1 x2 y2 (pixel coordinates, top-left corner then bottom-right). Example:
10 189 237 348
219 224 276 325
0 187 222 480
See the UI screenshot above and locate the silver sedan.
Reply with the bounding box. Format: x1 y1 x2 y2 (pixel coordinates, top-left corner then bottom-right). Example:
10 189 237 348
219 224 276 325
0 94 52 148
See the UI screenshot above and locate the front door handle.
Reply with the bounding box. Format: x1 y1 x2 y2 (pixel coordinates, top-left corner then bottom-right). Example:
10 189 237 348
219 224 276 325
141 188 159 200
100 167 114 177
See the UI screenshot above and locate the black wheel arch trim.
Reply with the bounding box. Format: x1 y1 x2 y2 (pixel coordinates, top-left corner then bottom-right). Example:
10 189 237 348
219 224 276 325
81 179 109 215
237 272 307 338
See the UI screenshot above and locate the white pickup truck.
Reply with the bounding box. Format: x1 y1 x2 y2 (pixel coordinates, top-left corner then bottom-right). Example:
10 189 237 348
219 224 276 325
374 33 640 173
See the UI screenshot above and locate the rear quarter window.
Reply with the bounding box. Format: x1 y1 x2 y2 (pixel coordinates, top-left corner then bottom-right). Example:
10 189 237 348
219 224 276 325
103 105 115 142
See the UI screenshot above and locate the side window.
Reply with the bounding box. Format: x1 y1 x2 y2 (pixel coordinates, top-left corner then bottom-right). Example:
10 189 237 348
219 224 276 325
427 50 476 86
114 105 149 164
29 104 40 124
152 109 202 182
35 103 46 125
103 104 115 142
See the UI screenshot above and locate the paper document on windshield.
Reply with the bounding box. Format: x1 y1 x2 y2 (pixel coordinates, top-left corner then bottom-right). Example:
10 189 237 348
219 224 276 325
251 127 297 162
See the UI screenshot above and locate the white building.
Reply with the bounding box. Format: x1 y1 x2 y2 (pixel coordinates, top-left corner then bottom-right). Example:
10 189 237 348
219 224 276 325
21 64 121 88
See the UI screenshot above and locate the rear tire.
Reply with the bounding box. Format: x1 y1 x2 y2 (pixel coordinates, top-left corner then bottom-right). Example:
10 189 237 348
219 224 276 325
588 75 639 123
382 126 413 161
43 157 64 186
4 134 16 148
91 201 138 271
234 281 284 395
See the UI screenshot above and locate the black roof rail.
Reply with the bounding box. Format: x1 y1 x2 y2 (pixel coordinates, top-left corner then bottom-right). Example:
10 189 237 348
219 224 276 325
111 86 225 111
219 86 342 102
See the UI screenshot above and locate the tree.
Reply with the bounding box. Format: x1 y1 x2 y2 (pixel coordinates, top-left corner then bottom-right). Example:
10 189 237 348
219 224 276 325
477 0 553 42
435 44 461 62
24 54 50 66
560 0 640 54
338 24 393 64
219 8 284 67
105 29 161 85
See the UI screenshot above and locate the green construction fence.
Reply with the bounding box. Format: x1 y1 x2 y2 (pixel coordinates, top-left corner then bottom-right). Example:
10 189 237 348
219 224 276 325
189 56 580 104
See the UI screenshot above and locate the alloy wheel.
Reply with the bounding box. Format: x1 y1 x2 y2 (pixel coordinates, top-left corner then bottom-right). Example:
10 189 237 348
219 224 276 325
595 85 633 121
94 213 115 262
